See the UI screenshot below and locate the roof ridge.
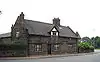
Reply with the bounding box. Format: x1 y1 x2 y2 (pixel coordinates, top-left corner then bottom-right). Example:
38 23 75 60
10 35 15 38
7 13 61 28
24 19 53 25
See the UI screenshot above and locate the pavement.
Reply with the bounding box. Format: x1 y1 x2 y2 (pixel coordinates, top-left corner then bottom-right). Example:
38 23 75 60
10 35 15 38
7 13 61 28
0 50 100 60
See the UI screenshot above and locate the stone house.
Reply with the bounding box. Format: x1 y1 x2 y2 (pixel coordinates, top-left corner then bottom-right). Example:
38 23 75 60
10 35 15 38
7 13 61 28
0 12 80 57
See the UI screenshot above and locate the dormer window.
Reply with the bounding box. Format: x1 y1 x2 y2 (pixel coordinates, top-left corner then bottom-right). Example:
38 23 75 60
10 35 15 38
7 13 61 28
51 27 58 36
51 31 58 36
53 31 56 35
16 32 20 37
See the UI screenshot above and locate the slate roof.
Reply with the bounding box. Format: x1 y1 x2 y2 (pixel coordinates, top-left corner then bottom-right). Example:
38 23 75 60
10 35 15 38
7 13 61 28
24 19 80 38
24 19 53 36
0 19 80 38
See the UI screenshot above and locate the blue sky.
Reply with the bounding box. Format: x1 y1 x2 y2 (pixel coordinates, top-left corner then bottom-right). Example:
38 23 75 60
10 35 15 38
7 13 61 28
0 0 100 38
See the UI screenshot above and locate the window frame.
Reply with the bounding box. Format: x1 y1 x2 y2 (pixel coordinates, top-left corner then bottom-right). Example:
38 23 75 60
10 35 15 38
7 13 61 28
16 32 20 37
54 44 59 51
34 44 42 52
51 31 58 36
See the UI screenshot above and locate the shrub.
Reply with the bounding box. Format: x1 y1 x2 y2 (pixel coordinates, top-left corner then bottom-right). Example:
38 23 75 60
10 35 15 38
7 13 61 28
89 46 94 49
78 42 94 49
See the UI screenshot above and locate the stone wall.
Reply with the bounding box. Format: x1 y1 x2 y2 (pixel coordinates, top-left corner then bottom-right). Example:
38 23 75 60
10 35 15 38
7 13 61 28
78 48 94 53
0 35 78 57
28 35 78 56
0 50 27 57
0 44 27 57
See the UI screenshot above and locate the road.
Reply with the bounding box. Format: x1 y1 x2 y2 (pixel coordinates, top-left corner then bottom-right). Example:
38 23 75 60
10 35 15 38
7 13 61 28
0 50 100 62
95 49 100 53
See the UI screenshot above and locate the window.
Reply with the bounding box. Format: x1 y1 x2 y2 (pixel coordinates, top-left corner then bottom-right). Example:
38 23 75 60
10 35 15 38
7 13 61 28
16 32 19 37
68 44 72 47
51 27 58 36
51 31 58 36
54 44 59 51
69 38 72 40
56 32 58 36
53 31 56 35
35 44 42 52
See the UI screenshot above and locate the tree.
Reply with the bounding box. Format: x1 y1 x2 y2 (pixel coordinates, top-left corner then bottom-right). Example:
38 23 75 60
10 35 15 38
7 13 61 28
81 36 100 48
95 37 100 48
81 37 93 46
91 36 100 48
81 37 90 42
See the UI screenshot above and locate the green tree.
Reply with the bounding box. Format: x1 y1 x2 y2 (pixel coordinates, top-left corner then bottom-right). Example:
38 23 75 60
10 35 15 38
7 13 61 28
81 37 93 46
91 36 100 48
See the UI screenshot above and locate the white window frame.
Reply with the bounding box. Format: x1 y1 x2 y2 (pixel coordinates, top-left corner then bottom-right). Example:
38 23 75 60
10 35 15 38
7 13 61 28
51 31 58 36
51 32 53 35
35 44 42 52
56 32 58 36
54 44 59 51
16 32 20 37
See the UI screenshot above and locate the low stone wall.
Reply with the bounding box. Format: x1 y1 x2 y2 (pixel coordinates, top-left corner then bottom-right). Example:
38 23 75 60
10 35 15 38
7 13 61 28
0 50 27 57
78 48 94 53
0 44 27 57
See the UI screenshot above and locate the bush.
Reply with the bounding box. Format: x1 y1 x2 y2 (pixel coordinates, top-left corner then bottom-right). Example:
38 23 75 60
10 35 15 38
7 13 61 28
78 42 94 53
89 46 94 49
78 42 94 49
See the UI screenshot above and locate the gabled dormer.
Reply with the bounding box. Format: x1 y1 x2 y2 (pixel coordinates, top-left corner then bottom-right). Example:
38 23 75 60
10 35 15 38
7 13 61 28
50 26 59 36
48 18 61 36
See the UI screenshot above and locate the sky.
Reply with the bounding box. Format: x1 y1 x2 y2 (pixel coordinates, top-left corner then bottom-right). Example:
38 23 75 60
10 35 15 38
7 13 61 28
0 0 100 38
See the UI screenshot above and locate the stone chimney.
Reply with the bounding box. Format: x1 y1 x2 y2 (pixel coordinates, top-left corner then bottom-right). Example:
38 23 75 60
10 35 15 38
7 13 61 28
53 18 60 26
16 12 24 23
76 32 80 37
19 12 24 20
15 12 25 28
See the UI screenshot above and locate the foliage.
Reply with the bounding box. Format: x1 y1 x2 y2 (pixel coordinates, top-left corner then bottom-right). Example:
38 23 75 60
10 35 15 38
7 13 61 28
91 36 100 48
78 42 94 49
81 36 100 49
89 45 94 49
